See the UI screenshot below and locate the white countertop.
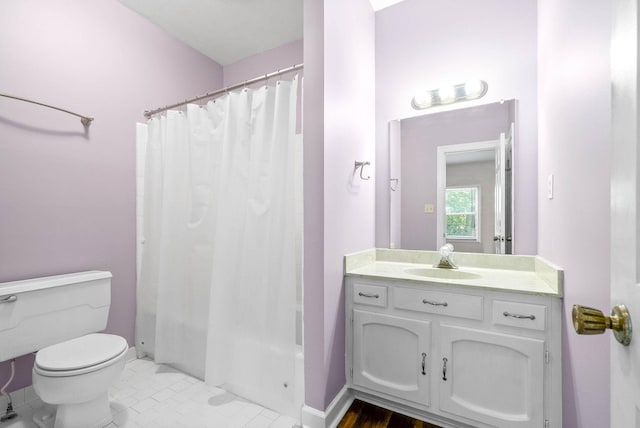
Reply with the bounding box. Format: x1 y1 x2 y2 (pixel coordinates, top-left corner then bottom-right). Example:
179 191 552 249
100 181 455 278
345 249 563 297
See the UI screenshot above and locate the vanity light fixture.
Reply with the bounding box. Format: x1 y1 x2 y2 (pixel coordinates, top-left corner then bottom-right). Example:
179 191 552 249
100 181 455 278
411 80 488 110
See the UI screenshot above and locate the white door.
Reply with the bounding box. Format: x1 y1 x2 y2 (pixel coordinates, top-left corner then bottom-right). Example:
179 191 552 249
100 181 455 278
494 132 506 254
505 123 514 254
610 0 640 425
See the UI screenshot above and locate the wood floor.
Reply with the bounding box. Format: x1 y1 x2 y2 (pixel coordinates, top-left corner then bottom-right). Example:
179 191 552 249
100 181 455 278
337 399 443 428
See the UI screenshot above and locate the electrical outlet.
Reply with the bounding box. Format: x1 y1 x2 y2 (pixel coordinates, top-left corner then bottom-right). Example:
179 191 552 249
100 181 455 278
547 174 554 199
424 204 435 213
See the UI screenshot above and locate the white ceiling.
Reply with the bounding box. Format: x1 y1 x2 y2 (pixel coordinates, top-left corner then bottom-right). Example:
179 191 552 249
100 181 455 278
118 0 303 66
118 0 406 66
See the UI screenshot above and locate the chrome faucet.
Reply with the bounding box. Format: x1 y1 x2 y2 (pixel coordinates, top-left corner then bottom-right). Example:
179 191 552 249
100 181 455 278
435 244 458 269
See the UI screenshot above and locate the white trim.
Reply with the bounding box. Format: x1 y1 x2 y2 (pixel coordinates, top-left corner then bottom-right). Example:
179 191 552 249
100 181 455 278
301 386 353 428
301 405 325 428
326 387 354 428
125 346 138 362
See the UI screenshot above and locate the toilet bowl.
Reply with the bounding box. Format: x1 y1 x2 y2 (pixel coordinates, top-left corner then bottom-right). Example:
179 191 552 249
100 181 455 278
0 271 128 428
32 333 128 428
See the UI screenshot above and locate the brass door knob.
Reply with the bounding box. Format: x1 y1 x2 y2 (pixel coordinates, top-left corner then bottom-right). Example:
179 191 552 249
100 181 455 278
572 304 632 346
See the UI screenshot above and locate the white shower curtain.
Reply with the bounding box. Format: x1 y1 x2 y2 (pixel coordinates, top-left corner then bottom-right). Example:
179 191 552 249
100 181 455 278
136 77 299 415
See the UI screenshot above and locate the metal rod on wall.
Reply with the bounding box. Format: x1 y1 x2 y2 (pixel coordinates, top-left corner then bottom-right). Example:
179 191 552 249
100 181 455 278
0 93 94 126
143 63 304 119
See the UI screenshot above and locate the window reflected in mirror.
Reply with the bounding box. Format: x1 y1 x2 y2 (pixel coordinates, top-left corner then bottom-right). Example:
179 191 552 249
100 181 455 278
445 186 480 241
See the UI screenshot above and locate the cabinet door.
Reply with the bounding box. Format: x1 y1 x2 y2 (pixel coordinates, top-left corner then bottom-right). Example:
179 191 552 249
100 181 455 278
352 310 431 407
439 325 544 427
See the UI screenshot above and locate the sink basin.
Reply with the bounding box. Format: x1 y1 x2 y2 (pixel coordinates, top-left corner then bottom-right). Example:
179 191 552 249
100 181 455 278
404 267 482 280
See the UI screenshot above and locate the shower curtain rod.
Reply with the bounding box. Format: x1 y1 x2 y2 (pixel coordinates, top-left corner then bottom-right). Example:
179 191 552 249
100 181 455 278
0 92 94 126
144 63 304 119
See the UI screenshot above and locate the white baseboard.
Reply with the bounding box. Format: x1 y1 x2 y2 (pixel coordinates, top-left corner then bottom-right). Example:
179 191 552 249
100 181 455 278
301 404 325 428
301 386 353 428
125 346 138 362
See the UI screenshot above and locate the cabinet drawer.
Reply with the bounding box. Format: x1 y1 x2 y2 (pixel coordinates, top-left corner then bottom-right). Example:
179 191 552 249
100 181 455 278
353 283 388 307
492 300 547 331
394 288 483 320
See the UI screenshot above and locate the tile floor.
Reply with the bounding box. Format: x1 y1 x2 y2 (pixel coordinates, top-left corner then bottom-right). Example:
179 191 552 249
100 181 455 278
0 358 300 428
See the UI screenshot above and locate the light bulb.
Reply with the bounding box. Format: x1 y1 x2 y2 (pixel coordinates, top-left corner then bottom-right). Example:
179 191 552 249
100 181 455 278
438 85 456 103
462 80 487 99
411 80 488 110
412 90 434 109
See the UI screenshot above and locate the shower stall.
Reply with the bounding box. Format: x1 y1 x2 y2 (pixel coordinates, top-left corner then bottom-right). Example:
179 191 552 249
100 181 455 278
134 73 304 419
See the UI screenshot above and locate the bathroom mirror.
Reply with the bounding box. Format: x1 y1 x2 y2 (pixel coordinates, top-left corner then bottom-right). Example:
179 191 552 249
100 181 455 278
389 100 515 254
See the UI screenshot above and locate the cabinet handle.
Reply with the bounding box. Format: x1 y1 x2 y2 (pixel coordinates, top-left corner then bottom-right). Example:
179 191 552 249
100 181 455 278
442 357 448 381
423 299 448 307
503 311 536 320
421 352 427 375
358 292 380 299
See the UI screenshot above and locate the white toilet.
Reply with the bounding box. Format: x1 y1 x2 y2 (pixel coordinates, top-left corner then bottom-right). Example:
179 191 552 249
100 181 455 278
0 271 128 428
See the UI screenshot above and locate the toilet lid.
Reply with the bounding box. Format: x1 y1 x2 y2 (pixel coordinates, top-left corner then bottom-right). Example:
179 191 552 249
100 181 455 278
35 333 128 372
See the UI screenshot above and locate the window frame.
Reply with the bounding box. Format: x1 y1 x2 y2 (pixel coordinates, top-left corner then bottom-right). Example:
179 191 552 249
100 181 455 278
444 185 481 242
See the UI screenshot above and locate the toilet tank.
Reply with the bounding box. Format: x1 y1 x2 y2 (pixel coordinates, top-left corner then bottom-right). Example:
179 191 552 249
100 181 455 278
0 271 112 362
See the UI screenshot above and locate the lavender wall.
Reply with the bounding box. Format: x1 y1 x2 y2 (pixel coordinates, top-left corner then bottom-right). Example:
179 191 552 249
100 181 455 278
302 0 376 411
538 0 612 426
375 0 538 256
323 0 376 406
223 40 303 87
399 102 513 251
0 0 222 391
223 40 304 136
302 0 327 411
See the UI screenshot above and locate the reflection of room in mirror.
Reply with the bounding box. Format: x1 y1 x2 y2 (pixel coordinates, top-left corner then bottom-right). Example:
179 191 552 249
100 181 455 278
389 100 515 254
444 149 497 254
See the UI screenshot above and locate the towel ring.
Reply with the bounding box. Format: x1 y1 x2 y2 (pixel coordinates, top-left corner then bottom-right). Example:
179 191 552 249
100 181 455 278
354 161 371 180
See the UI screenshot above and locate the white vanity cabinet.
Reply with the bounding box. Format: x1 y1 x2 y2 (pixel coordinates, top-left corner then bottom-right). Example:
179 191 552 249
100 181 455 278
438 324 545 427
345 277 562 428
352 310 431 406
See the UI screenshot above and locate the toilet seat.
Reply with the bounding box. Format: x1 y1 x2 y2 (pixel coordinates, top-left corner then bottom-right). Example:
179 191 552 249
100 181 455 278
34 333 128 377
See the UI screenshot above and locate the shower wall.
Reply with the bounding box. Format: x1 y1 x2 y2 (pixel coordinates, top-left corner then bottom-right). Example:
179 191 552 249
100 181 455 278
0 0 223 391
